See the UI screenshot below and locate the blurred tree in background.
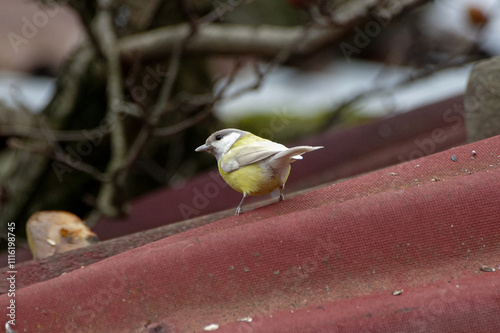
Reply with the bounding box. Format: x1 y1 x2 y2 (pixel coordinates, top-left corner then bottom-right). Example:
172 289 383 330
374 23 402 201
0 0 494 239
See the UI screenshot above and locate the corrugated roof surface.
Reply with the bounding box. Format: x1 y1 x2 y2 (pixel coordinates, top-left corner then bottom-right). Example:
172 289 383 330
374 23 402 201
2 133 499 332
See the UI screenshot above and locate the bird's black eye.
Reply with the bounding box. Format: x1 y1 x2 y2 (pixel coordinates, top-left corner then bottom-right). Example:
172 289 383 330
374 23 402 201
215 134 222 140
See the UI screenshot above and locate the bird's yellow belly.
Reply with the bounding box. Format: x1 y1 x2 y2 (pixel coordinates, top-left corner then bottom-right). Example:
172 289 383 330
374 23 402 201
218 162 290 196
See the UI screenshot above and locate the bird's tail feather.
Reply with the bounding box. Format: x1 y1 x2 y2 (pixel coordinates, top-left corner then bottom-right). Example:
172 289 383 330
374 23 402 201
269 146 323 168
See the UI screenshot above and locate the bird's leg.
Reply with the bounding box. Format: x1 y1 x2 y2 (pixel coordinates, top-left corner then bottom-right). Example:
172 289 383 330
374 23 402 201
279 184 285 202
235 193 247 215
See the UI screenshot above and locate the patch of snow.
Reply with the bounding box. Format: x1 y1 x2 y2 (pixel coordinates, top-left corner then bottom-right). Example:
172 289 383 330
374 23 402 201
0 71 55 113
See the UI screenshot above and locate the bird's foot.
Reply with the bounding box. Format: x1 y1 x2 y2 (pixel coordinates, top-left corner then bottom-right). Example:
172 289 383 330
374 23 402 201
235 194 247 215
279 184 285 202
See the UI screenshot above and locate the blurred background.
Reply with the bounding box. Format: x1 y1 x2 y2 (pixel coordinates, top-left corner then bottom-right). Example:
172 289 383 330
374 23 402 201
0 0 499 253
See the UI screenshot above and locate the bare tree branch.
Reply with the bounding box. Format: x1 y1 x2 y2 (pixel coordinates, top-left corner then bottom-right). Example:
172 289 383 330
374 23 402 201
119 0 431 61
119 24 338 60
92 0 129 216
0 42 97 228
5 69 110 183
93 1 127 163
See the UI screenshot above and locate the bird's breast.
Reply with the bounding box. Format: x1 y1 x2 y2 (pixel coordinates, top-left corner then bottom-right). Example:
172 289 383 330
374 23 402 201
218 161 290 196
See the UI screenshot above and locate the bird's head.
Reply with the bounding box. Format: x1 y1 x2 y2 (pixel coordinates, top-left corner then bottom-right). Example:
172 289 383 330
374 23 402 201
195 128 248 161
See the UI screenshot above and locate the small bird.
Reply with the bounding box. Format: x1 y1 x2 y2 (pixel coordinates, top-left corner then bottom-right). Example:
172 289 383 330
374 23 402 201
196 129 323 215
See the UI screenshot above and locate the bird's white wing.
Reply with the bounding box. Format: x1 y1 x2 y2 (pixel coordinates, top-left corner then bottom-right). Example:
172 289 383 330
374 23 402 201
268 146 323 169
221 141 287 173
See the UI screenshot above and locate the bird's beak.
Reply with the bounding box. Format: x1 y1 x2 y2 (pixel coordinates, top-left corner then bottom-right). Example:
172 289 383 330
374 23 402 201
195 144 211 152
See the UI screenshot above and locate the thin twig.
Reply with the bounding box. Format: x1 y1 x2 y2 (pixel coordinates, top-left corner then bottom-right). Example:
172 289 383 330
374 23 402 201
8 84 104 176
7 89 108 181
153 104 214 137
151 41 184 122
119 40 185 176
153 59 243 137
153 23 315 137
332 55 481 117
7 138 108 182
51 150 109 183
216 23 315 103
199 0 250 24
0 127 107 141
178 0 199 35
37 116 67 158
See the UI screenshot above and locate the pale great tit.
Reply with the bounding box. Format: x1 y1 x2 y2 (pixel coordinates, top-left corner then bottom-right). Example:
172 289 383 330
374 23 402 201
196 128 323 215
